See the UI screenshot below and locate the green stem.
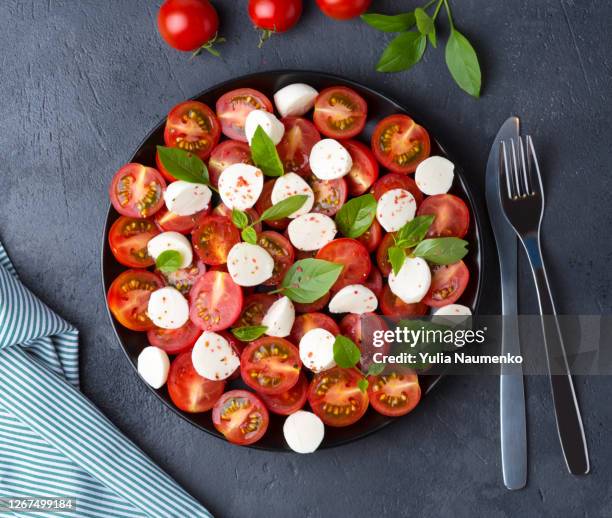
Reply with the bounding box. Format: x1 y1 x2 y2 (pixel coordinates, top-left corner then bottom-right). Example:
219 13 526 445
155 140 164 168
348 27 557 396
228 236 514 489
421 0 437 10
432 0 444 21
443 0 454 30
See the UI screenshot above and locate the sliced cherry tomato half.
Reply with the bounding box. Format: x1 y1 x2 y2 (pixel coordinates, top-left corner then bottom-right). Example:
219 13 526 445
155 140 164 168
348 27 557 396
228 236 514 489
422 260 470 308
375 232 396 277
310 177 347 216
368 368 421 417
313 87 367 139
189 271 243 331
380 285 429 317
371 115 430 174
208 140 253 187
289 312 340 344
339 313 389 368
158 260 206 295
212 204 262 232
342 139 379 195
316 0 371 20
240 337 301 395
109 163 166 218
277 117 321 177
212 390 269 445
316 238 371 291
356 218 382 253
192 214 241 265
257 231 295 285
164 100 220 160
371 172 424 206
147 320 202 354
363 266 383 298
292 292 330 313
416 194 470 238
107 270 164 331
258 372 308 416
308 367 369 427
236 293 278 327
154 207 206 235
216 88 273 142
255 179 289 230
108 217 160 268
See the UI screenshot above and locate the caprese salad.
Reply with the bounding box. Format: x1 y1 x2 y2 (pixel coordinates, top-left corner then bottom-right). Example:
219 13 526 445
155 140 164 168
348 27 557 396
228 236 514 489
106 81 473 453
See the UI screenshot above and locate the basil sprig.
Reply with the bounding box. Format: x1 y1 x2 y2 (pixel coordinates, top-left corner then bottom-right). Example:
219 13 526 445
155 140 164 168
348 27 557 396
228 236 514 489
155 250 182 274
413 237 468 265
388 246 407 276
395 215 434 249
335 194 377 238
156 146 213 187
276 258 343 304
361 12 416 32
232 325 268 342
250 126 284 177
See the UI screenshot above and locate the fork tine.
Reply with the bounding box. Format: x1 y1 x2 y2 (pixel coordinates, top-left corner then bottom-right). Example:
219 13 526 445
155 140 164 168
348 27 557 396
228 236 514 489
500 140 513 199
526 135 542 196
518 137 531 195
510 139 522 197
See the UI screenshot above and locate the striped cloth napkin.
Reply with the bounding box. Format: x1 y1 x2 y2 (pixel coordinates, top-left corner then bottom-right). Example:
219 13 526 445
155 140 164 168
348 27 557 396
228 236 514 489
0 241 212 518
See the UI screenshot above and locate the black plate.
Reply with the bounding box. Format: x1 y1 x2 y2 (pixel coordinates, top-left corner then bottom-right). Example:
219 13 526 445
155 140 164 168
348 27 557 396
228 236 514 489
101 70 483 451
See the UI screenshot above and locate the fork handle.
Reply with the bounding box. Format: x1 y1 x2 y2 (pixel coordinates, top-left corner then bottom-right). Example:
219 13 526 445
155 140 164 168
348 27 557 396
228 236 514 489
522 235 590 475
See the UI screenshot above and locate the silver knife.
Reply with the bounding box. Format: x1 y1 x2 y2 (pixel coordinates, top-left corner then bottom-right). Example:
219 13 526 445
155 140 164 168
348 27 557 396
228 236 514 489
485 116 527 490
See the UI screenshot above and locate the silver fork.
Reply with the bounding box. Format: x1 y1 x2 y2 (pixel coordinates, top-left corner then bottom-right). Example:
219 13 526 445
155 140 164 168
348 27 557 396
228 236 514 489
499 136 590 475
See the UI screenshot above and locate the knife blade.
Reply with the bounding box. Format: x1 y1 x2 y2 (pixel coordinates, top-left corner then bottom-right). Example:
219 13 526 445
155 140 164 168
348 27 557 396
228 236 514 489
485 116 527 490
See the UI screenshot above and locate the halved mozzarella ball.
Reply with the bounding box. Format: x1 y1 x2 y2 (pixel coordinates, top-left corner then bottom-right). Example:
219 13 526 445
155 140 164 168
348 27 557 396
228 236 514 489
388 257 431 304
271 172 315 217
415 156 455 195
287 213 337 251
137 346 170 389
283 410 325 454
191 331 240 381
309 139 353 180
432 304 472 325
274 83 318 118
376 188 417 232
147 231 193 269
163 181 212 216
261 296 295 338
226 242 274 286
299 328 336 373
328 285 378 314
245 109 285 145
147 287 189 329
218 163 264 210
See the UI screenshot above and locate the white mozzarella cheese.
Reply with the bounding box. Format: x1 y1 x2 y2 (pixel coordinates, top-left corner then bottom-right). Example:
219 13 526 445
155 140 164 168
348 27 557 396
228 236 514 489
287 213 337 251
388 257 431 304
376 188 417 232
147 231 193 269
245 109 285 145
147 287 190 329
163 181 212 216
309 139 353 180
218 163 264 211
283 410 325 454
432 304 472 326
299 327 336 373
274 83 319 118
415 156 455 195
226 242 274 286
328 285 378 314
137 346 170 389
261 296 295 338
270 172 315 217
191 331 240 381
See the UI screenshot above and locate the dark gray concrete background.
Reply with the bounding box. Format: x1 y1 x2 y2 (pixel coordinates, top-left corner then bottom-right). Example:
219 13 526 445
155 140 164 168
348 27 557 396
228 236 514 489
1 1 611 516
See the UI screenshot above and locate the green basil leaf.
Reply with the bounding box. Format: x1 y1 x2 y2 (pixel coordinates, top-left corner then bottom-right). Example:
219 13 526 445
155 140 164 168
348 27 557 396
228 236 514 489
366 363 385 376
413 237 468 265
156 146 210 184
241 226 258 244
334 193 377 238
232 325 268 342
357 378 369 393
376 32 427 73
395 215 435 248
232 209 249 229
155 250 182 274
260 194 308 222
333 335 361 369
281 258 343 304
414 8 434 36
445 29 481 98
250 126 284 177
388 246 406 276
361 12 416 32
428 26 437 48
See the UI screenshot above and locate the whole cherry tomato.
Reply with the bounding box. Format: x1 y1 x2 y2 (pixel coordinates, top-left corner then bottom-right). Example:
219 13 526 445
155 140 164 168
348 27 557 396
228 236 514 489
248 0 303 46
158 0 221 54
316 0 371 20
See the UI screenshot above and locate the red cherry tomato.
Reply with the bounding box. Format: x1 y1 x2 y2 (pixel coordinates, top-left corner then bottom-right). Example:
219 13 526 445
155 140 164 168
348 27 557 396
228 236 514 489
292 292 331 313
257 231 295 285
147 320 202 354
375 232 396 277
380 285 428 317
277 117 321 177
422 261 470 308
289 312 340 344
316 0 371 20
154 207 206 235
339 312 387 351
368 368 421 417
416 194 470 238
108 217 160 268
356 218 382 253
342 140 379 195
212 204 262 233
363 266 383 298
255 180 289 230
236 293 279 327
164 100 221 160
240 337 301 395
109 164 166 218
158 260 207 295
310 177 347 216
192 214 240 265
313 87 367 139
216 88 273 142
248 0 303 32
258 372 308 415
371 173 424 206
212 390 269 445
371 115 430 174
168 351 226 412
308 367 369 427
189 271 243 331
316 238 371 291
208 140 253 187
158 0 219 52
107 270 164 332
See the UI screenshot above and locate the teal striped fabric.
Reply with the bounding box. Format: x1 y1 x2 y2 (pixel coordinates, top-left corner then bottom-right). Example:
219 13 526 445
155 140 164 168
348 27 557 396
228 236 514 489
0 241 212 518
